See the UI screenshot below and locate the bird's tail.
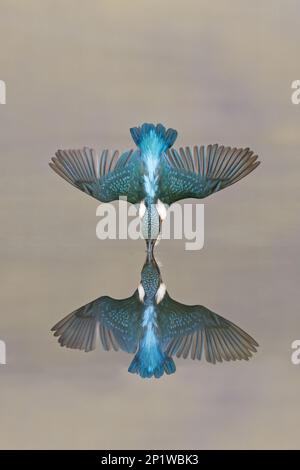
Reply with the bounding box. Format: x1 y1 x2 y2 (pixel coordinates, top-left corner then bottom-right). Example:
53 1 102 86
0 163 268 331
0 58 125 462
128 342 176 379
130 123 177 154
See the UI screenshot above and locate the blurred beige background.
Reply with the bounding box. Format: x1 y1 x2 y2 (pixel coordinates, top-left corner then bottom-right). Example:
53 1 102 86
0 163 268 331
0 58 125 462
0 0 300 449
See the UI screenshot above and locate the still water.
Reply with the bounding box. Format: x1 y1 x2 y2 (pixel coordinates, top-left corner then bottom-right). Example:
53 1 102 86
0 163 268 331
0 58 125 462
1 0 300 450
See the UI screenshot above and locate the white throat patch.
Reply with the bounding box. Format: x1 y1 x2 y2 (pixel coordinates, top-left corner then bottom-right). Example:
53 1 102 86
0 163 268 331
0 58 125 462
155 283 166 304
138 283 145 302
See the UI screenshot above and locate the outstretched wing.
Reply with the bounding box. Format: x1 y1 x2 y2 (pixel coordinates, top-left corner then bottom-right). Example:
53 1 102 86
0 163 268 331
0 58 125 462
50 147 144 204
51 291 143 354
157 293 258 363
158 144 260 204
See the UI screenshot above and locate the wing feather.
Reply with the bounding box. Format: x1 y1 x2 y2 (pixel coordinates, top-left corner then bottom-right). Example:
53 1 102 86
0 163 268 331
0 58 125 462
160 144 260 204
157 293 258 364
50 147 143 204
51 292 142 353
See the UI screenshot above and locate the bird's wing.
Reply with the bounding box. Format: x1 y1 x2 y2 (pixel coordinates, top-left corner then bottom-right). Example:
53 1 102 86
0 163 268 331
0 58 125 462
50 147 144 204
158 144 260 204
51 291 143 353
157 293 258 363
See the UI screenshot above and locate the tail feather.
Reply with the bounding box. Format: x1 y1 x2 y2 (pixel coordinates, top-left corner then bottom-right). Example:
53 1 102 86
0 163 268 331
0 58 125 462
128 346 176 379
130 123 177 153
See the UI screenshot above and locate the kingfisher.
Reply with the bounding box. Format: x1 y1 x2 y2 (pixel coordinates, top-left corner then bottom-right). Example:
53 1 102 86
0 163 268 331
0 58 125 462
50 123 260 254
51 254 258 379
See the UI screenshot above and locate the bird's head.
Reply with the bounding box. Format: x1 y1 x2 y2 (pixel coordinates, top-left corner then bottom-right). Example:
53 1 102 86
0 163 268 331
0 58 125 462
138 256 161 301
139 198 167 243
138 255 167 306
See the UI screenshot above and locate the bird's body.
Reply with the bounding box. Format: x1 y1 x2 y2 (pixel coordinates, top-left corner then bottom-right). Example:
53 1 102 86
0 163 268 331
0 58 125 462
129 255 174 378
50 123 260 254
50 123 260 377
52 253 259 379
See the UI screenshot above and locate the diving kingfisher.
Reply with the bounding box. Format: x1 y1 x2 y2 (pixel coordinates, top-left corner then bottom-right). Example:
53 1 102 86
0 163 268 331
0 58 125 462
50 123 260 254
51 253 258 379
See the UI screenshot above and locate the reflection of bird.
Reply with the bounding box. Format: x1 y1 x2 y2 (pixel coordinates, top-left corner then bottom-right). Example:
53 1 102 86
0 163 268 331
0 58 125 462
50 123 260 255
51 254 258 379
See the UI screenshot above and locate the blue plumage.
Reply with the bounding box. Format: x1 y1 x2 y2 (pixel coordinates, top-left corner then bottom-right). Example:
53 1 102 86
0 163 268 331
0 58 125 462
51 254 258 379
50 122 260 254
130 123 177 153
128 304 175 379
